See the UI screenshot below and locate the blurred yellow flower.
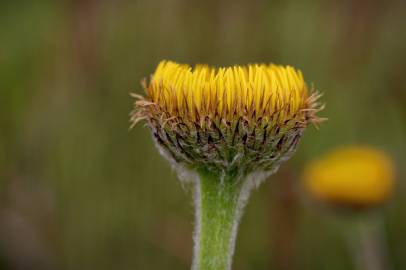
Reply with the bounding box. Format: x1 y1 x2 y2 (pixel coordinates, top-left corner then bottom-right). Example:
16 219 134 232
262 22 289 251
303 146 395 209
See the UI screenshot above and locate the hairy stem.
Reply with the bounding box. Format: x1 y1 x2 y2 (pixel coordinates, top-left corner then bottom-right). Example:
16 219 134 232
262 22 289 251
192 169 246 270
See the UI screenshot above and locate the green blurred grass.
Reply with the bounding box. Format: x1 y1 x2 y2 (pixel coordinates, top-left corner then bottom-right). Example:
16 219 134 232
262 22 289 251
1 0 405 269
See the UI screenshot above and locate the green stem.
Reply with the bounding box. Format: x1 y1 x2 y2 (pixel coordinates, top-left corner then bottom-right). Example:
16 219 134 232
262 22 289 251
192 169 246 270
353 216 391 270
342 215 391 270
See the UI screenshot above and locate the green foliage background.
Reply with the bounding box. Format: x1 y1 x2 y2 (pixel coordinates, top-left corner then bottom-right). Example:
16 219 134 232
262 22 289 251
0 0 405 269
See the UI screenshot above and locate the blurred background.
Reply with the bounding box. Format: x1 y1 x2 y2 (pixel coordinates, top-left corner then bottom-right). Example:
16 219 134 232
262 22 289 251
1 0 405 269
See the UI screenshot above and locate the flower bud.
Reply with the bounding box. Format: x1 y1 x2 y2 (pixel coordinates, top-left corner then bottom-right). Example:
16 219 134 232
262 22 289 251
132 60 322 176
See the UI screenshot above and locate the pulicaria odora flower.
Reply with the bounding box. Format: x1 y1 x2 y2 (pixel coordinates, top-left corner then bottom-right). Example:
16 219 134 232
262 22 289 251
303 146 395 209
132 60 322 175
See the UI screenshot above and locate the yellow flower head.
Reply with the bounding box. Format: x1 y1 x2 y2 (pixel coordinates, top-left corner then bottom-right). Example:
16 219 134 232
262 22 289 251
303 146 395 209
132 60 322 174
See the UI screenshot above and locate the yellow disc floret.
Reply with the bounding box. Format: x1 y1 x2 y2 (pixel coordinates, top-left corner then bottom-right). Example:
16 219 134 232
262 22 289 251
148 60 309 122
303 146 395 209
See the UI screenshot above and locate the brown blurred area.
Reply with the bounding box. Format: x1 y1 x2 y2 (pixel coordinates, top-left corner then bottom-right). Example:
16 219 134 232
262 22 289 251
0 0 405 269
